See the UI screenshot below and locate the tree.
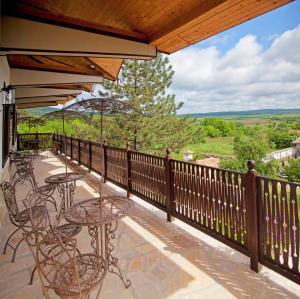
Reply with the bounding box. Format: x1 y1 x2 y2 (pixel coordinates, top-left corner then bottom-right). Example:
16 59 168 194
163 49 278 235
220 132 280 176
102 54 196 154
283 159 300 182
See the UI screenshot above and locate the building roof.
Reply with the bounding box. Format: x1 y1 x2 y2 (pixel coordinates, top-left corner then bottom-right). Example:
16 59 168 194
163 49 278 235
3 0 293 54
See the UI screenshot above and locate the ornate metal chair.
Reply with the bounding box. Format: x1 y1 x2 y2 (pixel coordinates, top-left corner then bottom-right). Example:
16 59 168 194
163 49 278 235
0 181 41 262
11 158 58 211
23 189 82 285
25 230 106 299
12 158 37 188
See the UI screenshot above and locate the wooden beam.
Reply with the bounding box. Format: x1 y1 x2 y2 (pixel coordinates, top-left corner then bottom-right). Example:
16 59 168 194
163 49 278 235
15 96 69 104
15 87 81 99
17 101 60 109
1 16 156 59
10 69 103 87
85 57 115 81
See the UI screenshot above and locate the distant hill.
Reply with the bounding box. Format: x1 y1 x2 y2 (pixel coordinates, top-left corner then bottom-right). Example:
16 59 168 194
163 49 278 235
179 108 300 118
23 107 58 116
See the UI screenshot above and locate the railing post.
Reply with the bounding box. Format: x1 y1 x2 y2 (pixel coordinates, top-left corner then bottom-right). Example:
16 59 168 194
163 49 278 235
103 139 107 183
78 138 81 165
89 141 92 171
70 137 73 160
165 148 173 222
245 160 259 272
126 142 132 197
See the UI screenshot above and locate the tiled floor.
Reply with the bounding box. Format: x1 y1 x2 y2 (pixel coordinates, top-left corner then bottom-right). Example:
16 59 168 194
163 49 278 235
0 152 299 299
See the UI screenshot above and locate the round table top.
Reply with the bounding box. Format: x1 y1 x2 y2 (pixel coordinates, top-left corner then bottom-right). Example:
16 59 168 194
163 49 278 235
45 172 85 184
65 196 134 226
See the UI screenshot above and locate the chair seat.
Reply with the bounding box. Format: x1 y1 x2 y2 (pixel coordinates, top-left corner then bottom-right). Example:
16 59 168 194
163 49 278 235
55 223 82 239
53 253 106 297
17 206 44 226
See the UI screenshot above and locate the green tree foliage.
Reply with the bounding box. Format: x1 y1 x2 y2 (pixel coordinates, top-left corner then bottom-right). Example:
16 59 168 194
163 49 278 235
283 159 300 182
201 118 236 137
220 132 280 176
102 54 197 153
267 129 297 149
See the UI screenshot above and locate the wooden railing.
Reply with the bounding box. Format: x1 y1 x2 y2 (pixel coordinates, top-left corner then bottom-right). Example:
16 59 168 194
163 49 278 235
50 133 300 284
17 133 53 151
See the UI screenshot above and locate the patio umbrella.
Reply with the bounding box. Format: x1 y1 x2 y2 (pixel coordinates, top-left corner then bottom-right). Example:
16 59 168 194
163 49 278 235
42 108 88 172
63 97 132 196
63 97 132 145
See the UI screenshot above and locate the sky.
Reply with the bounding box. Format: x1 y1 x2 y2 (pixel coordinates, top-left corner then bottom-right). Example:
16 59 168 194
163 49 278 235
169 0 300 114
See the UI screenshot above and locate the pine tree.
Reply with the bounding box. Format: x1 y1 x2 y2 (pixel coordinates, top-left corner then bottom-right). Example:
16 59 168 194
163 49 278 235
101 54 195 154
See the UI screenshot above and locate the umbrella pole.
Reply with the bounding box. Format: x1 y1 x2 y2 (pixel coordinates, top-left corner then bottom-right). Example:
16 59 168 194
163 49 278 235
62 109 69 211
99 101 104 198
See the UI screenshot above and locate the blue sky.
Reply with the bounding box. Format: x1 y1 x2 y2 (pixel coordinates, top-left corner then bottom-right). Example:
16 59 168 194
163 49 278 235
169 1 300 113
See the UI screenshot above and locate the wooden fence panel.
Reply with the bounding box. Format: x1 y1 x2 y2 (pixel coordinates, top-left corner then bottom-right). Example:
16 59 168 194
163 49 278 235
79 140 89 167
257 177 300 284
130 152 166 210
91 142 104 174
72 138 79 161
106 147 127 188
170 160 247 253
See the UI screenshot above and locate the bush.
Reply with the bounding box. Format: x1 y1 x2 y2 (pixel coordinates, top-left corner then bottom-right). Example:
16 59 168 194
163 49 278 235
283 159 300 182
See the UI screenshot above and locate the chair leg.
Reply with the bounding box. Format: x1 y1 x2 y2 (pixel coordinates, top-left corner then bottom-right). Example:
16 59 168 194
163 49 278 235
3 227 20 254
29 265 37 285
46 198 57 212
11 236 24 262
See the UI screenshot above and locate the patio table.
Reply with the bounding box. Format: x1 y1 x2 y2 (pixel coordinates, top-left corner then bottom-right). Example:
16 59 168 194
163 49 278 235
45 172 85 217
65 196 134 288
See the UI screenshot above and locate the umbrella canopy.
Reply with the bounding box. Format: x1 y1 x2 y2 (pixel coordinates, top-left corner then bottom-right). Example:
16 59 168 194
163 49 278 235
41 109 87 121
63 97 132 115
17 116 45 125
63 97 132 143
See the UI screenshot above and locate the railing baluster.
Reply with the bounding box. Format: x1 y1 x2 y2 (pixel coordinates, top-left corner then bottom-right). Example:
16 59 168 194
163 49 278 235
245 160 259 272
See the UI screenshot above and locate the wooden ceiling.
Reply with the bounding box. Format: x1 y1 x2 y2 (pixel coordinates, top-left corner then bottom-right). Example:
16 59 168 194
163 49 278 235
38 84 94 92
7 55 123 81
3 0 293 54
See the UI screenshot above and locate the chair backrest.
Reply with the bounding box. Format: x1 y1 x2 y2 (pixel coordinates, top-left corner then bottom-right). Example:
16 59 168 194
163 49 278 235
14 159 37 187
0 181 19 222
25 230 79 294
23 189 51 232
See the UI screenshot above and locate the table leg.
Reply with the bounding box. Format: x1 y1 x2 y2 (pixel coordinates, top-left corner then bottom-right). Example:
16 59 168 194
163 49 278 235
87 222 131 288
57 181 76 220
105 221 131 288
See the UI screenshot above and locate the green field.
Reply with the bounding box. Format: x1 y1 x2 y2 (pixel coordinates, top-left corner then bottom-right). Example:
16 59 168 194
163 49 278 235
172 137 234 160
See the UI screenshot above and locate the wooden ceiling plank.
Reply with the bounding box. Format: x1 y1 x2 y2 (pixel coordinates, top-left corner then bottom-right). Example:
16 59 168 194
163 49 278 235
87 57 122 80
4 2 149 42
150 0 230 44
155 0 292 52
177 0 290 45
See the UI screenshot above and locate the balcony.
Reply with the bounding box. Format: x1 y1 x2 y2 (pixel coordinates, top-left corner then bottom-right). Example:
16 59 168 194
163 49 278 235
0 147 299 298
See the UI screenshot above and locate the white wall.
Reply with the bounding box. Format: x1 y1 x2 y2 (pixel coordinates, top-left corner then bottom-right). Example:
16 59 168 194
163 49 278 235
0 56 11 244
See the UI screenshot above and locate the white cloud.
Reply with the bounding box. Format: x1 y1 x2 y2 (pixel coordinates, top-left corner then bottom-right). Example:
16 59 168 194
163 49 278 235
169 25 300 113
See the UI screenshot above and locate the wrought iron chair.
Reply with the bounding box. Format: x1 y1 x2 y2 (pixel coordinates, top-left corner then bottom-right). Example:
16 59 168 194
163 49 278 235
23 189 82 285
0 181 41 262
12 159 58 211
25 230 106 299
12 158 37 188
